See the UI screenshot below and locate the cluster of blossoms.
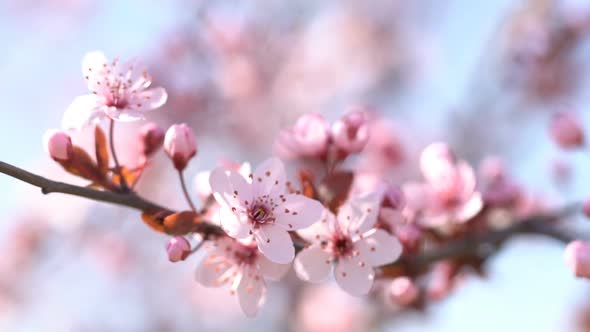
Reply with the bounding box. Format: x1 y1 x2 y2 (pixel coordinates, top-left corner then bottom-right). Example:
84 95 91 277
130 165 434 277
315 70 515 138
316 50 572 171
37 52 590 318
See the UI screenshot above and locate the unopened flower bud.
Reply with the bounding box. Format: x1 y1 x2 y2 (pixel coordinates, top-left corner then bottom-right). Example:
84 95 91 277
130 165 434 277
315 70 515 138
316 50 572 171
164 123 197 171
166 236 191 262
140 122 165 157
331 109 369 154
292 113 330 157
390 277 419 306
394 223 423 252
583 200 590 219
564 240 590 278
43 129 73 161
419 142 455 178
550 112 584 149
383 185 405 210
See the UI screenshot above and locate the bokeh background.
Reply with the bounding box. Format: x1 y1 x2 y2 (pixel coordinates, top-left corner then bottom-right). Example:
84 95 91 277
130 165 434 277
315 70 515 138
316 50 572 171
2 0 590 331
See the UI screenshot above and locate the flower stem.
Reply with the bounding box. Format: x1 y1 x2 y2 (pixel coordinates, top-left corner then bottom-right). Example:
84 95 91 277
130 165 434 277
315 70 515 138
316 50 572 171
109 119 129 191
178 169 197 212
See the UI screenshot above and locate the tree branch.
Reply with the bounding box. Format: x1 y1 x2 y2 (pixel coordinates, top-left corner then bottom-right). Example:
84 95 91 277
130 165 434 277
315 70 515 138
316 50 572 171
0 160 582 276
383 203 580 275
0 161 169 212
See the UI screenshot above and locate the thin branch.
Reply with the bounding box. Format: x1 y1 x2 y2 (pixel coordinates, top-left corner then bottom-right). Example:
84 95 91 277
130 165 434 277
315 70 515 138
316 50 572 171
384 204 580 273
178 169 197 212
0 160 582 275
0 161 169 212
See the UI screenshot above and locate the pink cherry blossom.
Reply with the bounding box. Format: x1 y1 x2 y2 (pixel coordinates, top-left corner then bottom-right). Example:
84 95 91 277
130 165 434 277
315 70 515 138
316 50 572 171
564 240 590 278
209 157 324 264
390 276 419 305
62 51 168 130
165 236 191 262
331 108 370 154
164 123 197 171
294 194 403 296
195 236 290 317
549 111 584 149
274 113 330 159
43 129 73 161
407 143 483 227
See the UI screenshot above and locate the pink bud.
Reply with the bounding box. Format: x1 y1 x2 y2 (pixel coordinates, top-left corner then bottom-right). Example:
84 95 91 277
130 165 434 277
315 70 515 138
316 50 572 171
550 112 584 149
166 236 191 262
140 122 165 157
565 240 590 278
419 142 456 179
383 185 405 210
394 223 423 252
583 200 590 219
292 113 330 157
164 123 197 171
390 277 419 305
43 129 73 161
331 109 370 154
479 156 506 184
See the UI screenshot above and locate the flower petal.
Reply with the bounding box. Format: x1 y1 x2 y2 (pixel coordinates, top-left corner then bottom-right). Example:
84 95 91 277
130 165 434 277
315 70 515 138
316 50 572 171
226 170 253 208
104 107 145 122
275 194 324 230
209 167 233 207
136 87 167 110
337 193 380 235
357 229 403 266
62 94 102 130
237 267 267 317
219 206 251 239
82 51 109 91
210 168 252 210
294 246 333 282
254 224 294 264
195 246 234 287
257 255 290 281
454 192 483 223
334 255 374 296
297 209 335 243
252 157 286 197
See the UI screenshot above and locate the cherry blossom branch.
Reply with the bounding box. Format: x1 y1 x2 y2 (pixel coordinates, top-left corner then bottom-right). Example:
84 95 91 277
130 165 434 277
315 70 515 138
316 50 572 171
0 161 168 212
384 204 581 275
0 159 582 276
177 170 197 212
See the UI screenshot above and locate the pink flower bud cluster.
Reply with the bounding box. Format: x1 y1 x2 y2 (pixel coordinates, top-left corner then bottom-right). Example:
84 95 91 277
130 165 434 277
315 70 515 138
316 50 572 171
274 107 370 160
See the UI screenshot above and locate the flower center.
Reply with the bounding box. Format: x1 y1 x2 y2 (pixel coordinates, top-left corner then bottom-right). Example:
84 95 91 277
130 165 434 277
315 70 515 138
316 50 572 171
233 245 258 266
249 203 274 225
105 81 129 109
329 234 354 258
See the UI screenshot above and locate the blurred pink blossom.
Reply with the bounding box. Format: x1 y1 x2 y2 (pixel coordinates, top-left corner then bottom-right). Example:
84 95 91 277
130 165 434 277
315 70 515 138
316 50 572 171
390 276 419 306
274 113 330 159
195 237 289 317
331 108 370 154
406 143 483 227
550 111 585 149
565 240 590 278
